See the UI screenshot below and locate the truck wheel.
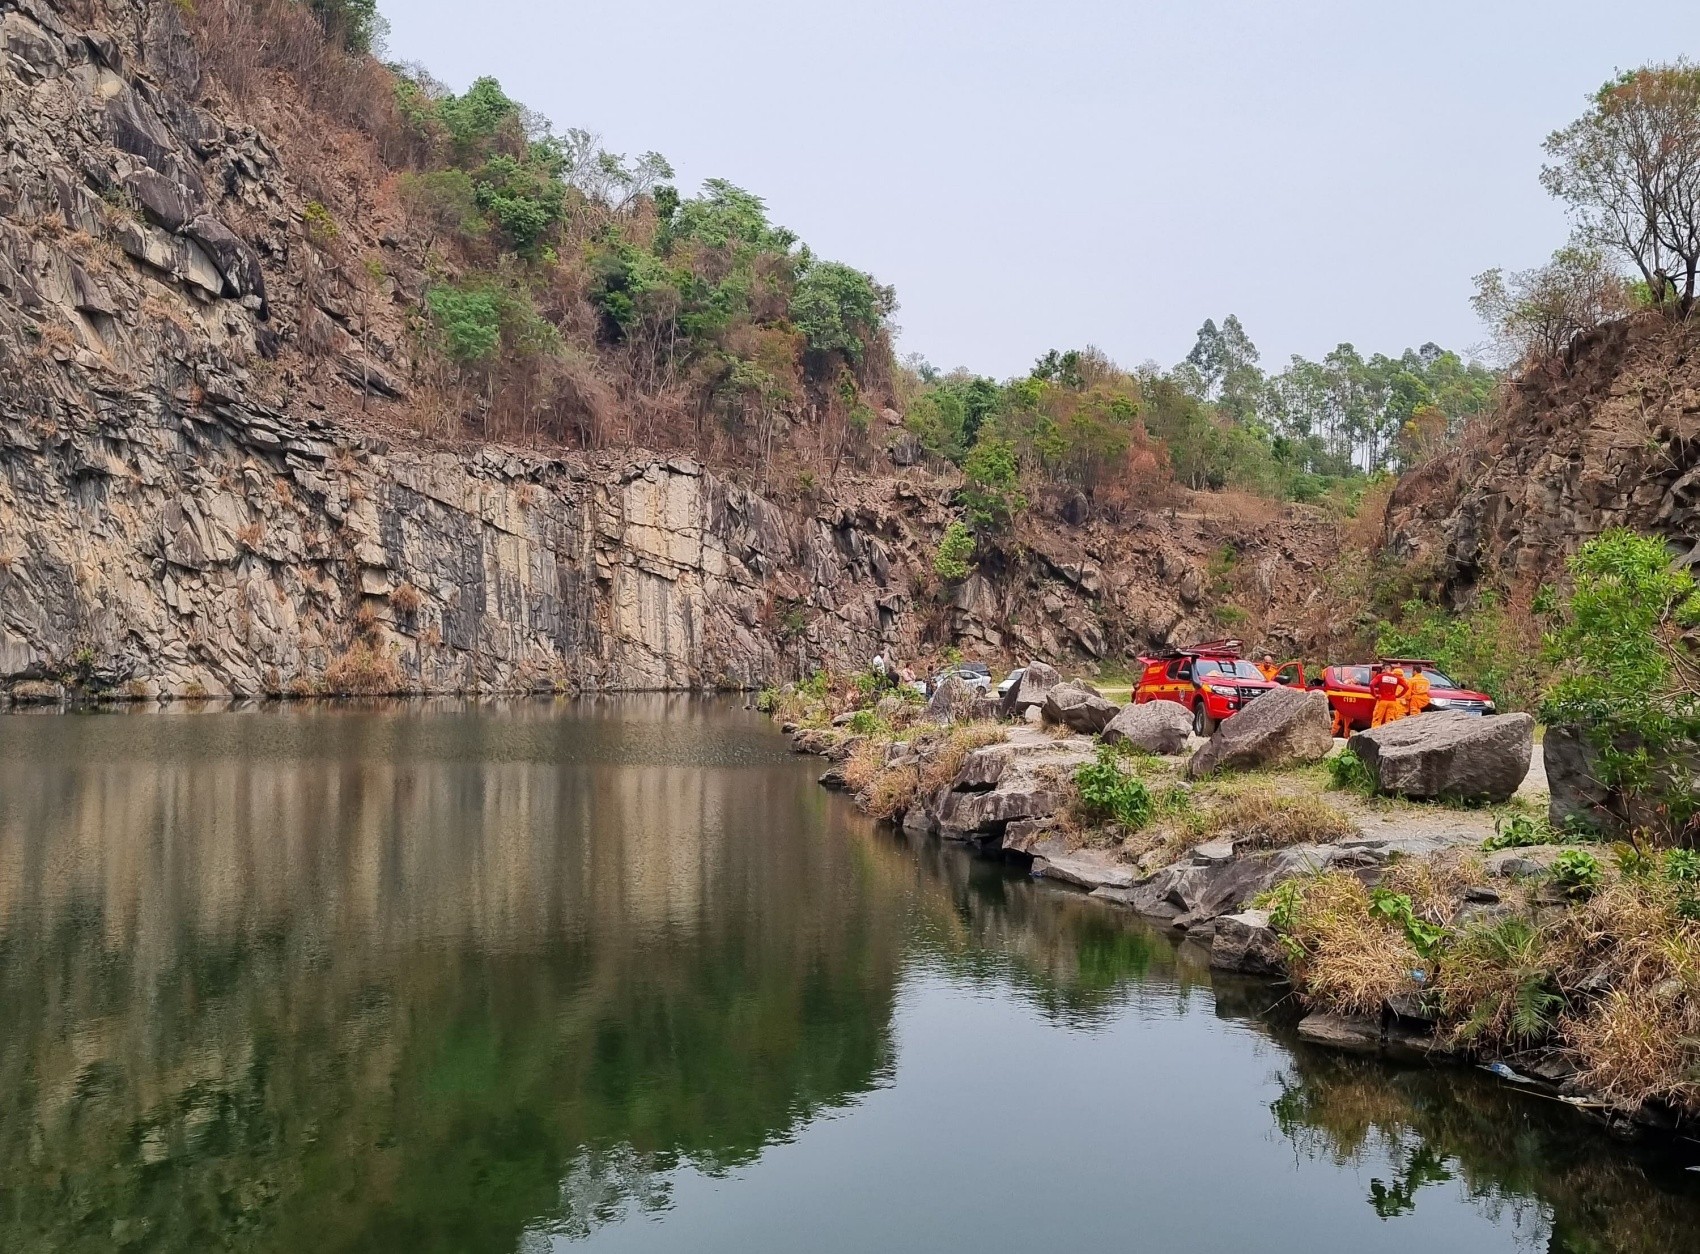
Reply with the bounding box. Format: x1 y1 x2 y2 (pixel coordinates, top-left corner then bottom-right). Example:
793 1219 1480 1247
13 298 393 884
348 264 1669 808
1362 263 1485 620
1193 704 1216 737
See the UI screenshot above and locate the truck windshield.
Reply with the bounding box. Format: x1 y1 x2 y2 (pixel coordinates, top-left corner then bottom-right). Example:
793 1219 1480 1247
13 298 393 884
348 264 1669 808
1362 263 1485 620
1418 667 1459 689
1196 660 1264 681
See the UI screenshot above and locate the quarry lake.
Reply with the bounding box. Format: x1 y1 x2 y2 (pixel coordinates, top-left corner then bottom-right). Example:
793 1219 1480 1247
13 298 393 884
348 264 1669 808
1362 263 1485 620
2 698 1697 1253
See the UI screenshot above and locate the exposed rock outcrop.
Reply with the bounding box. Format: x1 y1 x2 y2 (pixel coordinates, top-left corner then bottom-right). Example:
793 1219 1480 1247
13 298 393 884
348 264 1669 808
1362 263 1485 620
1186 687 1333 778
1386 315 1700 601
1350 713 1534 805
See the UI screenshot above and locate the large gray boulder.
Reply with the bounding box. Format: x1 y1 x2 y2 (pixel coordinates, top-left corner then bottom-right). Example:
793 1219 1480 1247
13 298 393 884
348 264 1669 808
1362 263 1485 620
1041 682 1119 733
1186 687 1333 779
924 673 977 724
1002 659 1060 717
1102 700 1193 754
1350 712 1534 804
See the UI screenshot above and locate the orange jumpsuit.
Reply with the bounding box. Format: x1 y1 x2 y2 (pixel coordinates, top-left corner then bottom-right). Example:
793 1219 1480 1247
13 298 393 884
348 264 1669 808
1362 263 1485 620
1403 671 1431 717
1370 668 1410 728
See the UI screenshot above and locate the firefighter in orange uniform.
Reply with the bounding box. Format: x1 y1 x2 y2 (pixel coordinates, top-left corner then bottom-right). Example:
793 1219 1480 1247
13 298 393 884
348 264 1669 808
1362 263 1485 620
1370 665 1410 728
1403 667 1431 717
1257 652 1280 681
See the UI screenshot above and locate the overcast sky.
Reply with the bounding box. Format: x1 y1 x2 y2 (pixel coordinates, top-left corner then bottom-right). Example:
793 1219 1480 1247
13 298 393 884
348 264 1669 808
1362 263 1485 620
380 0 1700 379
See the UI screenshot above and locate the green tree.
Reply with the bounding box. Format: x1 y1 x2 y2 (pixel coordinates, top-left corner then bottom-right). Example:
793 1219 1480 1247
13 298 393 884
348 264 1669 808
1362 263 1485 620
792 261 893 364
959 436 1026 529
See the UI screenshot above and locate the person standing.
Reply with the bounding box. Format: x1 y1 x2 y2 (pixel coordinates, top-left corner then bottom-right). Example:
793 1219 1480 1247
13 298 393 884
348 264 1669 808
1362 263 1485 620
1403 667 1432 717
1257 652 1280 681
1370 665 1410 728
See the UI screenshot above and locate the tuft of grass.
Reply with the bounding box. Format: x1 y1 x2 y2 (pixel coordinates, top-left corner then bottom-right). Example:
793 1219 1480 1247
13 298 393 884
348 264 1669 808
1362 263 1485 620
1194 789 1358 850
1439 915 1563 1044
1264 872 1423 1016
323 642 405 695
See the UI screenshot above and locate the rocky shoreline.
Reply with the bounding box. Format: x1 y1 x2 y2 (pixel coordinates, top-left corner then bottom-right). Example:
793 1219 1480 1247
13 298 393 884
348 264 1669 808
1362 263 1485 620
779 666 1695 1141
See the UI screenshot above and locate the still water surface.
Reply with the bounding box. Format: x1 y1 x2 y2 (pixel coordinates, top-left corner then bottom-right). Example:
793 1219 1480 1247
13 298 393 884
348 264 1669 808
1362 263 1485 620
1 698 1697 1252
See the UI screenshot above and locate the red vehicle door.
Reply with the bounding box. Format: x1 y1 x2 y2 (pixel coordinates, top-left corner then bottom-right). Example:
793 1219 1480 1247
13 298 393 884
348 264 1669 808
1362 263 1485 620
1324 665 1376 732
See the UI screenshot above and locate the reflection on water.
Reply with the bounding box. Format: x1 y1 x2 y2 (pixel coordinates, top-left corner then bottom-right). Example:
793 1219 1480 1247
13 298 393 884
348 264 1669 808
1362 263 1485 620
0 699 1695 1253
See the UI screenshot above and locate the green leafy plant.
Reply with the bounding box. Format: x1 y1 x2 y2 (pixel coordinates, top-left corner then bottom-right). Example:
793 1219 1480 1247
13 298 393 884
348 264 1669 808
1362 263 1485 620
1540 530 1700 846
845 709 886 736
933 521 975 583
1326 748 1376 795
1368 887 1446 959
1483 812 1556 851
1073 747 1155 830
1551 849 1604 898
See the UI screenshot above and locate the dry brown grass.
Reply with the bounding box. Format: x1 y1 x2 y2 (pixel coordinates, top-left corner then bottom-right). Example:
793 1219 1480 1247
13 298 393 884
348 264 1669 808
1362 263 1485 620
323 642 406 695
1198 789 1357 850
236 520 266 552
390 581 424 615
1277 872 1423 1017
1548 880 1700 1111
917 722 1007 796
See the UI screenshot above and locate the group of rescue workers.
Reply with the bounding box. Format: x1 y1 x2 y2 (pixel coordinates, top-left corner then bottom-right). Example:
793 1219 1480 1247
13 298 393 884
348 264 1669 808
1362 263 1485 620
1251 652 1430 738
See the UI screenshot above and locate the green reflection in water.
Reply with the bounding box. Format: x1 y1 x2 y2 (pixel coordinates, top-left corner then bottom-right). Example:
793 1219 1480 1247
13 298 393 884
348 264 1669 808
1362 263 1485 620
1269 1045 1700 1251
0 699 1695 1254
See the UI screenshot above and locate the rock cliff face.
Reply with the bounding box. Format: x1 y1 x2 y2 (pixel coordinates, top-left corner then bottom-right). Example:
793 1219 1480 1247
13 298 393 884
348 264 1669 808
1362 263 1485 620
1385 316 1700 600
0 0 1340 698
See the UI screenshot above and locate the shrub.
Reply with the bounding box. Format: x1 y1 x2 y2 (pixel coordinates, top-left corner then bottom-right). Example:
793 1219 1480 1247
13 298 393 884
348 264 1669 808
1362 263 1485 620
959 435 1026 529
1073 747 1155 830
1483 811 1555 851
933 521 975 583
425 283 503 365
1540 530 1700 845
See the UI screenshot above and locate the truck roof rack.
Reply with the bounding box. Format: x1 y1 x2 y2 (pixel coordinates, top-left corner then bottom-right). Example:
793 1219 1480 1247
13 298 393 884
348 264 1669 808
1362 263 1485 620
1144 638 1244 661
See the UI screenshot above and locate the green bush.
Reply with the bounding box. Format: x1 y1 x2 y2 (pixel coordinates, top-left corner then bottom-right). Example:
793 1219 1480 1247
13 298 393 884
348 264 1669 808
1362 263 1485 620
1551 849 1604 898
1073 747 1155 829
1540 530 1700 845
959 436 1026 529
933 522 975 582
425 284 503 365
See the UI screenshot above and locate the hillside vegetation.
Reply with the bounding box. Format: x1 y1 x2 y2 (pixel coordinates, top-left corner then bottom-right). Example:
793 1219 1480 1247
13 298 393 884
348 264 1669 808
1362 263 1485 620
180 0 1498 530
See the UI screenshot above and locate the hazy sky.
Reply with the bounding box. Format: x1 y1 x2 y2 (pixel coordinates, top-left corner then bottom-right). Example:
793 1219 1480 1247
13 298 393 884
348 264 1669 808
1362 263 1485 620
380 1 1700 379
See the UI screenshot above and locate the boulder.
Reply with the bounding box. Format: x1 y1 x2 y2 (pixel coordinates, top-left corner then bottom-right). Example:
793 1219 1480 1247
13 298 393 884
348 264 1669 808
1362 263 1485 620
1101 700 1192 754
1002 659 1059 717
1350 712 1534 804
1041 682 1119 733
924 673 977 724
1186 686 1333 779
1209 909 1286 976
